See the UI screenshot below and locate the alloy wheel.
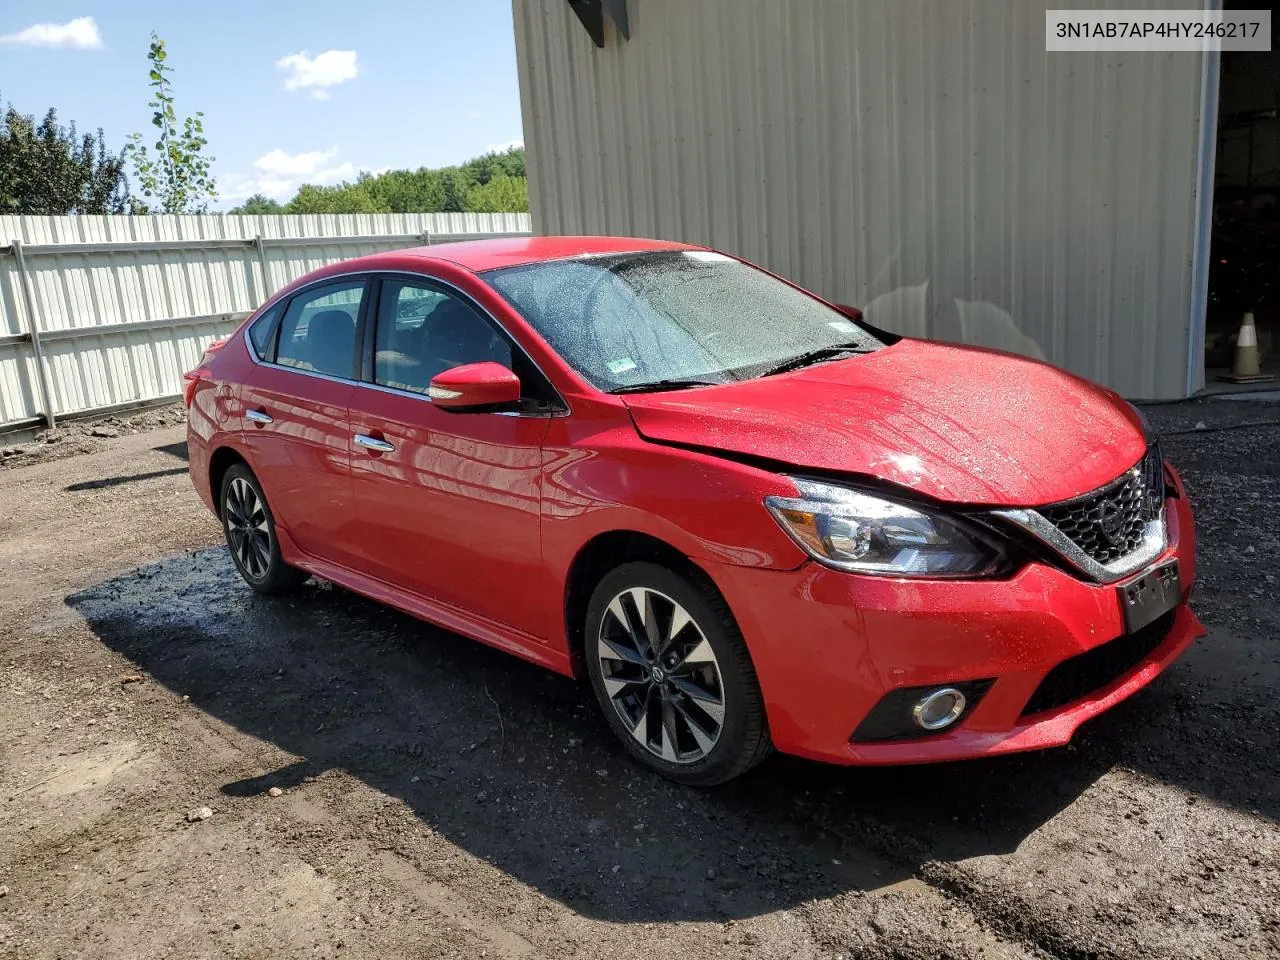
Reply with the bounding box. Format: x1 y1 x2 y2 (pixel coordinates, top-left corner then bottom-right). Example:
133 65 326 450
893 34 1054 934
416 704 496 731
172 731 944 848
224 476 271 580
596 587 726 764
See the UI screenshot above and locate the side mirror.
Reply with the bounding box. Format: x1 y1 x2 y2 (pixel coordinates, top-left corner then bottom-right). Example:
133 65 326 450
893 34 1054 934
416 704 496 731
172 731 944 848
428 362 522 412
834 303 864 322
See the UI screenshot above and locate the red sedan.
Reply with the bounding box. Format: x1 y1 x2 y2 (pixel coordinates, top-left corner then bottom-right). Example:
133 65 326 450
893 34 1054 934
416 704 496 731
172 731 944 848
185 236 1203 785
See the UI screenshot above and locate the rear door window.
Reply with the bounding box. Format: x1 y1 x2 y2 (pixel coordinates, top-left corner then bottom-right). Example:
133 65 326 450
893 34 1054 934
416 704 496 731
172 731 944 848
275 280 367 379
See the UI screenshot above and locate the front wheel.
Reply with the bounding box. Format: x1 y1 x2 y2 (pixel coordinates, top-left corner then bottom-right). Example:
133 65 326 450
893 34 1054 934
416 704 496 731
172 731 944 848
219 464 308 595
584 562 771 786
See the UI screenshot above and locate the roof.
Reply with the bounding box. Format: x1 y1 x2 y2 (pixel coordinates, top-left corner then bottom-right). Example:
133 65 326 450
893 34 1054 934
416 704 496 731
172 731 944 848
399 235 697 272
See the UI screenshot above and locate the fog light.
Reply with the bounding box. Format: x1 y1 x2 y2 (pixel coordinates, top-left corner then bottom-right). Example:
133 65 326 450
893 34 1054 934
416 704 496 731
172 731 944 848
912 687 967 731
851 679 991 742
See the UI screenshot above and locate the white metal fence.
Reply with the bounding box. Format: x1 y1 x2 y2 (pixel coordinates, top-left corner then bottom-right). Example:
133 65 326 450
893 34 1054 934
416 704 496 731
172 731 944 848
0 212 532 432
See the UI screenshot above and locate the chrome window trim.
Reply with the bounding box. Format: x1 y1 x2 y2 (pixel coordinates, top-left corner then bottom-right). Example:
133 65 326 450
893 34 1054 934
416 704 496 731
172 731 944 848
992 506 1167 584
241 268 569 419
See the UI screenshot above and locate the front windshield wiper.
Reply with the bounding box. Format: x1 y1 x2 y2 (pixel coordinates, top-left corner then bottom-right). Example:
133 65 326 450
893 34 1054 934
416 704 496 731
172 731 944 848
608 378 726 395
759 344 874 378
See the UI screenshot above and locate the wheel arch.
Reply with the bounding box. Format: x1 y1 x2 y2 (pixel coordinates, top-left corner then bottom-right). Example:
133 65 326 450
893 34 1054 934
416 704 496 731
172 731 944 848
208 445 249 518
563 530 724 679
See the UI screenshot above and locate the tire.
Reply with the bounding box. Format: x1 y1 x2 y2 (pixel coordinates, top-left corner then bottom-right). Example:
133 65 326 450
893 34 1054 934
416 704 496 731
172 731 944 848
584 561 771 785
219 464 308 595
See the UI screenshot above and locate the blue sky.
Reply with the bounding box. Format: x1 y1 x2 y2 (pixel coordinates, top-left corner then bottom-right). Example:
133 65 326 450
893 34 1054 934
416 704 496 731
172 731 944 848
0 2 525 208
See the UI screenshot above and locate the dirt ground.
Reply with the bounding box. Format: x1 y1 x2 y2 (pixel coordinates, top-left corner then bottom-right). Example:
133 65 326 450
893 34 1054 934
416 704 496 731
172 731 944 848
0 399 1278 960
0 404 189 474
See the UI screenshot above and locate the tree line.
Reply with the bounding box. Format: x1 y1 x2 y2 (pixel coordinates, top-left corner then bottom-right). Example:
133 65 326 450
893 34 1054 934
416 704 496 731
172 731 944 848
229 146 529 215
1 34 528 216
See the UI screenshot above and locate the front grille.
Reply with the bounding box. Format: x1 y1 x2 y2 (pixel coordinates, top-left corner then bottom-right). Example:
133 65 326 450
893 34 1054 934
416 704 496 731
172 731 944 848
1039 447 1164 565
1020 610 1176 717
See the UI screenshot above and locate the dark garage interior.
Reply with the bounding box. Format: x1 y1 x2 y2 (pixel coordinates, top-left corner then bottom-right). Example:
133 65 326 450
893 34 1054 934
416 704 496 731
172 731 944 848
1209 34 1280 386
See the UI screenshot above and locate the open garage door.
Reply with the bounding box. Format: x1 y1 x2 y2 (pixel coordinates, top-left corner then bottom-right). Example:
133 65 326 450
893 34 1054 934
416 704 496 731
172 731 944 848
1206 12 1280 390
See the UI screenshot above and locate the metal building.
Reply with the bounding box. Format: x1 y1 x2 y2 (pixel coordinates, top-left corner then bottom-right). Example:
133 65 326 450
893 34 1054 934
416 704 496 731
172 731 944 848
512 0 1219 399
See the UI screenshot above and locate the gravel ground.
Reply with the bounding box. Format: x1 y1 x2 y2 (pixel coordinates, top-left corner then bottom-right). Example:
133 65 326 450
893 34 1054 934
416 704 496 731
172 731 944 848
0 399 1277 959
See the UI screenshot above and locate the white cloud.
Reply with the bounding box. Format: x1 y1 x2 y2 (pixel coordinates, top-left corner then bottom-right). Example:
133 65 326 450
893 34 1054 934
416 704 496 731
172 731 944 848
275 49 358 96
0 16 102 48
255 148 339 177
485 138 524 154
220 148 357 202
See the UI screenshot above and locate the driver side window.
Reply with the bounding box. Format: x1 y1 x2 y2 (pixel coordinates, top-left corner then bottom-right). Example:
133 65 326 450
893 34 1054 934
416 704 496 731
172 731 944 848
373 280 513 397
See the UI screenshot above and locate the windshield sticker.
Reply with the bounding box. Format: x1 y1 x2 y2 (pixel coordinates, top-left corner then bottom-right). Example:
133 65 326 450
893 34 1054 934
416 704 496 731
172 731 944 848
683 251 734 263
607 357 638 374
828 319 858 334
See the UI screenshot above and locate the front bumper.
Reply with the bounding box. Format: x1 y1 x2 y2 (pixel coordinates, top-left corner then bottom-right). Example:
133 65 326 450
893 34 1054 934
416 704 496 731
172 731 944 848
707 473 1203 765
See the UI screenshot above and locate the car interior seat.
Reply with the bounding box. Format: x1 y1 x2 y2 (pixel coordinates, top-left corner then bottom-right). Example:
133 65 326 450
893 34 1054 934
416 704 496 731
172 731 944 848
306 309 356 377
426 300 509 379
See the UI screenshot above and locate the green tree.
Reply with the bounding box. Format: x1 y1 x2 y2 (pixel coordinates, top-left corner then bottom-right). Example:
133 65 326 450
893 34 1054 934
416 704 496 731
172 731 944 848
0 94 130 214
462 146 525 184
361 168 446 213
232 147 529 216
228 194 285 214
439 167 475 212
125 34 216 213
285 182 382 214
464 173 529 213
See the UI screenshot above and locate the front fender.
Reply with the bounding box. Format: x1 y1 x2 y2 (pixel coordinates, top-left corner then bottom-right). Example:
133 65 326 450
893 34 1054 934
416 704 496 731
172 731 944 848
535 411 810 652
539 413 806 577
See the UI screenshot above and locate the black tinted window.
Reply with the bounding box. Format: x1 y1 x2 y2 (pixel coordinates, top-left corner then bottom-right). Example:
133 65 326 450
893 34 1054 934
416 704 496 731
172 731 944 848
247 302 283 359
275 281 366 379
374 280 511 396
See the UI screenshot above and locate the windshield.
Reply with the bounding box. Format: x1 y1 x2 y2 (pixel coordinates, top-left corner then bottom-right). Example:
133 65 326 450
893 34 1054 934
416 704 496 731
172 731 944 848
481 250 885 391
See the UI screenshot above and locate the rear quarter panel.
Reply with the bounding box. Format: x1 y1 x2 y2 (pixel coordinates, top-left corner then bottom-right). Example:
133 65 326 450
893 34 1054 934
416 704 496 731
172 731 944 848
186 387 217 515
186 334 257 516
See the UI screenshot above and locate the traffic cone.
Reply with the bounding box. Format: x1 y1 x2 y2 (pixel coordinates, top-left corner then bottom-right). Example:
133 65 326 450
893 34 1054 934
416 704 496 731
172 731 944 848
1220 312 1273 383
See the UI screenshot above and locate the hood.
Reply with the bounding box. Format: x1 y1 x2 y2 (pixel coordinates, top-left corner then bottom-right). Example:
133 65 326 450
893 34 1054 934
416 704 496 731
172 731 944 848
621 339 1146 506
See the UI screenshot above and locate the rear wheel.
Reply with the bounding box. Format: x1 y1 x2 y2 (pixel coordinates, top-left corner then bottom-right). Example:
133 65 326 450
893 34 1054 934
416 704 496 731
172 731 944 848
584 562 771 785
219 464 307 595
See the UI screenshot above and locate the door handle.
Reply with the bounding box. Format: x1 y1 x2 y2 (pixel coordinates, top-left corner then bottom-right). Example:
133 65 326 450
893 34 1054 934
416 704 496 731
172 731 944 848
246 409 273 424
354 433 396 453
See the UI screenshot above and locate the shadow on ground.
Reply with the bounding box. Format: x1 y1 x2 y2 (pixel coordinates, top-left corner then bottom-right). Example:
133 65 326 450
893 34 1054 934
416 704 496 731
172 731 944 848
66 467 188 492
62 441 190 491
154 441 189 460
64 545 1253 925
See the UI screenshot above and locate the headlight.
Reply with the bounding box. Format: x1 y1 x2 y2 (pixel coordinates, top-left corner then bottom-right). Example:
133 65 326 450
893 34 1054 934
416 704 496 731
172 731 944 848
765 478 1003 578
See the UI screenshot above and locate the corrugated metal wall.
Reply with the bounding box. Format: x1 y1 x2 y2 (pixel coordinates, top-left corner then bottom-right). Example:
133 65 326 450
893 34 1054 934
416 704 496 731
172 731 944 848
513 0 1211 399
0 213 531 429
